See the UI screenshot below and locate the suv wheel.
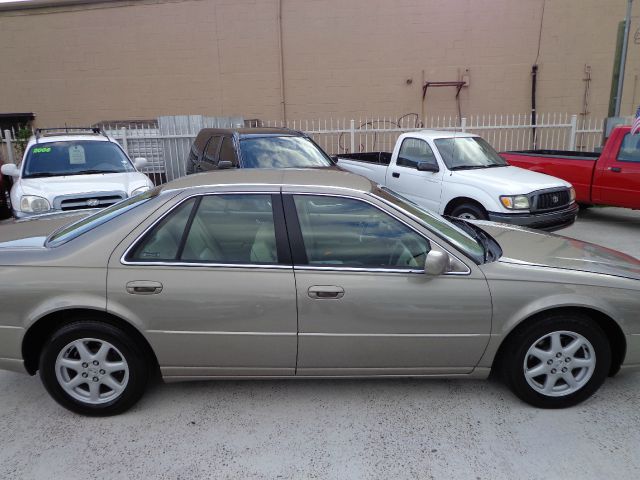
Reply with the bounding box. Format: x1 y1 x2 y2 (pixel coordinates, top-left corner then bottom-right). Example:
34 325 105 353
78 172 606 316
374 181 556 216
39 320 149 416
502 313 611 408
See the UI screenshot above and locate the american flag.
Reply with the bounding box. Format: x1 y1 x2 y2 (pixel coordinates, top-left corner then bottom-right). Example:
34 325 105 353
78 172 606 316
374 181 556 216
632 105 640 135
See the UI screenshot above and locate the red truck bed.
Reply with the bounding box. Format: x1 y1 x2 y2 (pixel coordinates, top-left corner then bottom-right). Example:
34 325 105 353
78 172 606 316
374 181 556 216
501 126 640 210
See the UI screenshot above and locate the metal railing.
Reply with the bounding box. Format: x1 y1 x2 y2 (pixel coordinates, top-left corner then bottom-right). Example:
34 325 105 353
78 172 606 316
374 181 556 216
0 114 610 185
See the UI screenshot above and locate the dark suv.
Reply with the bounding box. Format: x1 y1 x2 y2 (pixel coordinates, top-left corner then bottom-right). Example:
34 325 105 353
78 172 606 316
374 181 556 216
186 127 335 174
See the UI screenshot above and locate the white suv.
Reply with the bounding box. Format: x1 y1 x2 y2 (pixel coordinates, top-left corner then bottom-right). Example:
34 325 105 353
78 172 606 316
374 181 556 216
1 128 154 218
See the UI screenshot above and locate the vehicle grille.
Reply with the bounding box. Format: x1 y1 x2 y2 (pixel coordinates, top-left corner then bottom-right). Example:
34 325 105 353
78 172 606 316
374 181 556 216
55 192 126 211
533 189 570 212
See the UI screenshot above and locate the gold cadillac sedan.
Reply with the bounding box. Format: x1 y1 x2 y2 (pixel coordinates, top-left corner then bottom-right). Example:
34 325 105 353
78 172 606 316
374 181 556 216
0 169 639 415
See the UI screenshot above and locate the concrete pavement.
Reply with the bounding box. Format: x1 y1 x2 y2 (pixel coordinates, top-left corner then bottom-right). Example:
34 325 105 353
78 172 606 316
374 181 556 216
0 207 639 479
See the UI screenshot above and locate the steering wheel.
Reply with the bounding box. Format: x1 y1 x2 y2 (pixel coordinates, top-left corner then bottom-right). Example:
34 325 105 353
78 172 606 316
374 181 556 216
387 240 413 267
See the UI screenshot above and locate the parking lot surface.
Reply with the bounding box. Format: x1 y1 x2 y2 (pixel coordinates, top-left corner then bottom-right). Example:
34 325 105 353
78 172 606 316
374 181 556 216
0 207 639 480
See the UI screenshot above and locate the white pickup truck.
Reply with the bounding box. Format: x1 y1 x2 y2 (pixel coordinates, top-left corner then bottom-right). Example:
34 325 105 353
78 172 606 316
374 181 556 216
1 128 154 218
337 130 579 231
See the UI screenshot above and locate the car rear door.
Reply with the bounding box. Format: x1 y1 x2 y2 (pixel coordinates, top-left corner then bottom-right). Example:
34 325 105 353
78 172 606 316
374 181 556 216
282 190 492 375
384 137 443 211
106 188 298 378
593 132 640 208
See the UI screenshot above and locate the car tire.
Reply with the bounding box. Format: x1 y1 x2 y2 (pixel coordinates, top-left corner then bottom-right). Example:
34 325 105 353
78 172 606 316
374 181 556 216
450 203 488 220
0 182 11 220
39 320 149 416
501 312 611 408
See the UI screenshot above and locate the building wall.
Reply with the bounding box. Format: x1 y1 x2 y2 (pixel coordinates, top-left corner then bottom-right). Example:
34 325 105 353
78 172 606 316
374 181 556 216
0 0 638 127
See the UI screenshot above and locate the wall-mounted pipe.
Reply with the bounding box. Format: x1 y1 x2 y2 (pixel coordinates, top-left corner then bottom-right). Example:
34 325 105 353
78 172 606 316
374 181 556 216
531 64 538 149
277 0 287 123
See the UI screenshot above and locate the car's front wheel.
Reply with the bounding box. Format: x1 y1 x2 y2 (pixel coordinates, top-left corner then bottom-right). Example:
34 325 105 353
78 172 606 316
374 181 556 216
502 313 611 408
39 320 149 416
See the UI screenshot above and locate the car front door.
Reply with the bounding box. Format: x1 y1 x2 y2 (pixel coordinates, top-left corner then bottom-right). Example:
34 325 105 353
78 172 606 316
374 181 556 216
283 192 492 375
593 132 640 208
107 189 298 378
385 137 443 211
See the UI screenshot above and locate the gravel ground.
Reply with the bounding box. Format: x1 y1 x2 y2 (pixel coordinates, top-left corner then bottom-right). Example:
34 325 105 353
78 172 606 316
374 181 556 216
0 207 639 480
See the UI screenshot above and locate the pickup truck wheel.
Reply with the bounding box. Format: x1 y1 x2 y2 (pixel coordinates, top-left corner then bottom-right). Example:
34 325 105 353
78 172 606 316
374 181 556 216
450 203 487 220
501 313 611 408
39 320 149 416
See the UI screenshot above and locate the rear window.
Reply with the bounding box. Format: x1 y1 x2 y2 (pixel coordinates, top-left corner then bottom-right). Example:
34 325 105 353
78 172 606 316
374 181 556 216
46 188 159 247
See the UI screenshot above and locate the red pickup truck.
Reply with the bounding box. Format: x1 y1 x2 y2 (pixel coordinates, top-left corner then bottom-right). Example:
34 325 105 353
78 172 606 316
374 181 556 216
501 126 640 209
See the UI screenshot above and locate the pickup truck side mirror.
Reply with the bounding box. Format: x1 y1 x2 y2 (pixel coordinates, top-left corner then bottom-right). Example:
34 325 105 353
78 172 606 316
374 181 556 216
133 157 148 170
424 250 449 276
1 163 20 178
417 161 439 173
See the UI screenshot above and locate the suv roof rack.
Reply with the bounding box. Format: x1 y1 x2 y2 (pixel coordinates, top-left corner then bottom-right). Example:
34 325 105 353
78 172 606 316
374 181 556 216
34 127 109 143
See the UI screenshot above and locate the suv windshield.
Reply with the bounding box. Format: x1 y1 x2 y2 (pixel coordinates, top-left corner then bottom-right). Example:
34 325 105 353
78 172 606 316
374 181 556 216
435 137 508 170
240 136 333 168
23 140 135 178
374 187 487 264
46 188 159 247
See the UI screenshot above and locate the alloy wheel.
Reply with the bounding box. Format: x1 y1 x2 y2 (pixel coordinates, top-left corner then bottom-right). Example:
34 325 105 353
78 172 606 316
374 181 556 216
54 338 129 405
523 330 596 397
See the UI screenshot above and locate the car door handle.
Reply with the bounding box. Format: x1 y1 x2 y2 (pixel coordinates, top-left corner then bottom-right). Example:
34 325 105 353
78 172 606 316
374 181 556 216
392 172 400 178
126 281 163 295
308 285 345 299
609 167 622 173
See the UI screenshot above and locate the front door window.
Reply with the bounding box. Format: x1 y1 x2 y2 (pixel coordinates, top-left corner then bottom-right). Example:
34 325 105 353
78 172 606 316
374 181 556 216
292 195 430 269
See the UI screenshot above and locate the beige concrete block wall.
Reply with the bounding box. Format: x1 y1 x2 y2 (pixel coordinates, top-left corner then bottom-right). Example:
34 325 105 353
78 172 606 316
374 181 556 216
0 0 638 127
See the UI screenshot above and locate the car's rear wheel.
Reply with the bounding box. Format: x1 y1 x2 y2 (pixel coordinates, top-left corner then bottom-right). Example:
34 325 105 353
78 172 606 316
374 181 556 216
450 203 487 220
502 313 611 408
39 320 149 416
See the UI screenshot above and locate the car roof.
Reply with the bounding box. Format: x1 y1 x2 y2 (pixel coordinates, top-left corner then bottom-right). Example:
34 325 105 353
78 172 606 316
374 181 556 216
161 168 375 193
25 134 114 149
407 130 479 141
196 127 305 139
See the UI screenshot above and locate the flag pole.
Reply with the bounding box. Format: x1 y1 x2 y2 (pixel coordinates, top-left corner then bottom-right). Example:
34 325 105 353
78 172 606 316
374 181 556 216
614 0 633 117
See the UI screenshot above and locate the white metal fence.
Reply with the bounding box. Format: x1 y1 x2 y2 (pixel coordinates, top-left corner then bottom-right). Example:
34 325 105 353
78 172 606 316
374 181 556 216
0 113 608 185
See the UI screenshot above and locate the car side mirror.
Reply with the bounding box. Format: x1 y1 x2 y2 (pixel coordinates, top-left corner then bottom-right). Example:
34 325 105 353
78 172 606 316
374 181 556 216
133 157 147 169
217 160 233 169
1 163 20 178
417 161 439 172
424 250 449 276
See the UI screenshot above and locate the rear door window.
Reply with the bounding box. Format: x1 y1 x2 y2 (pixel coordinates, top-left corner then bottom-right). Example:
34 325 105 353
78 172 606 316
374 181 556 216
127 194 281 265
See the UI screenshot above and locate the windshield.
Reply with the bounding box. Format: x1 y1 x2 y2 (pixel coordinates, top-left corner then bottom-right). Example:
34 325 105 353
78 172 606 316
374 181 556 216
240 136 333 168
435 137 508 170
374 187 486 264
23 141 135 178
46 188 159 247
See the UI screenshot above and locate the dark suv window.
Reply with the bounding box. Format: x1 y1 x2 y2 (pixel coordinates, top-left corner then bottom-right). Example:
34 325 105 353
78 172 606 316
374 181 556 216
219 137 238 165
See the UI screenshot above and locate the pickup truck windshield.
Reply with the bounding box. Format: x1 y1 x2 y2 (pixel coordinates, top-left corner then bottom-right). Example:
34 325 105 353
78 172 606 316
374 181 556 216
374 187 486 264
240 136 333 168
435 137 507 170
23 141 135 178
